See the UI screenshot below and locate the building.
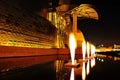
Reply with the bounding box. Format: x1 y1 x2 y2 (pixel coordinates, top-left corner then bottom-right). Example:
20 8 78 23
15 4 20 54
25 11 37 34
0 0 98 57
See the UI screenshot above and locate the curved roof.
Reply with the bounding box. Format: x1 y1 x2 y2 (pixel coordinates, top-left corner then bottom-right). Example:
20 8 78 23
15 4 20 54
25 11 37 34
63 4 99 20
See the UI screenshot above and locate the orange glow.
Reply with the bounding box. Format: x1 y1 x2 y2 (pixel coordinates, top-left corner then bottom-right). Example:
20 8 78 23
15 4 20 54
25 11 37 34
91 45 96 57
82 41 86 60
76 4 99 20
87 42 90 58
82 62 86 80
70 68 75 80
91 58 96 68
86 60 90 75
90 45 96 68
69 33 77 65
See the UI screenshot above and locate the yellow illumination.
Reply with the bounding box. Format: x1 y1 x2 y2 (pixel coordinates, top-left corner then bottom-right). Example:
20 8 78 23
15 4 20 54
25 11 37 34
82 41 86 60
87 42 90 58
82 62 86 80
69 33 77 65
91 58 96 68
86 60 90 75
91 44 96 57
76 4 99 20
70 68 74 80
63 4 99 20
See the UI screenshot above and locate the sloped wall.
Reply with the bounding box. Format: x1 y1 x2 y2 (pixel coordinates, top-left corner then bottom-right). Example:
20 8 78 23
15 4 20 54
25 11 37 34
0 0 57 48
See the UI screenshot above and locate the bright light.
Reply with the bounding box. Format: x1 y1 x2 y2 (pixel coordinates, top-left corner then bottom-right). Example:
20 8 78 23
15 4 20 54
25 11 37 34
70 68 74 80
91 58 96 68
86 60 90 75
91 45 95 57
82 62 86 80
87 42 90 58
82 41 86 60
69 33 77 65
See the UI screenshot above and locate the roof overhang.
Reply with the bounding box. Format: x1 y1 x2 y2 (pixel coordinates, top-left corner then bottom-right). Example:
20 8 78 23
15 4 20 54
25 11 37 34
62 4 99 20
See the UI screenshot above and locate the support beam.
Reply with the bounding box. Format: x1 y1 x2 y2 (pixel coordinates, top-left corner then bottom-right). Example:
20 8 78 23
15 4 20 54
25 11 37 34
72 10 77 34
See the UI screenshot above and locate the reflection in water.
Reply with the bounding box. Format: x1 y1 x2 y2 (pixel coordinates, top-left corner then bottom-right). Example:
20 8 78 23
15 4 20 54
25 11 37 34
55 60 64 73
91 58 96 68
86 60 90 75
96 54 120 61
55 60 71 80
82 58 96 80
64 57 96 80
70 68 74 80
114 56 120 61
82 62 86 80
1 54 120 80
91 44 96 57
0 56 96 80
0 56 57 73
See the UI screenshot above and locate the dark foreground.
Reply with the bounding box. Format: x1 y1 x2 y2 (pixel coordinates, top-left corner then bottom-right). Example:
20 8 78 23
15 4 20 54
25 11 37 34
0 53 120 80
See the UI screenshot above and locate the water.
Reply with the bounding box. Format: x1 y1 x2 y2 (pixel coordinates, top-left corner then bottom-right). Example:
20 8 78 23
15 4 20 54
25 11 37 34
0 54 120 80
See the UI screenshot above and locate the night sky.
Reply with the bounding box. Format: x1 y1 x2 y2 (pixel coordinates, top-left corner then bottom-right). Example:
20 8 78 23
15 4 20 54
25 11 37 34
20 0 120 46
73 0 120 46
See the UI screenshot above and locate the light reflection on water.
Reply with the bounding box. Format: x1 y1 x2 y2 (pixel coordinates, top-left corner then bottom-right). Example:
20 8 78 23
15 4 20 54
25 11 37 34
82 62 86 80
0 54 120 80
55 57 96 80
86 60 90 75
70 68 74 80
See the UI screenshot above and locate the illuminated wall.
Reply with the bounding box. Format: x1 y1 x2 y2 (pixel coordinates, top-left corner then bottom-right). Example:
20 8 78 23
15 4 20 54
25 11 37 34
47 12 67 48
0 1 57 48
47 4 99 48
0 28 56 48
47 12 86 48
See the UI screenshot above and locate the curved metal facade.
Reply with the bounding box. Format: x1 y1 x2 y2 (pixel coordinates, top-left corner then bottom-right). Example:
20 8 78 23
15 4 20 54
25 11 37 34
0 1 57 48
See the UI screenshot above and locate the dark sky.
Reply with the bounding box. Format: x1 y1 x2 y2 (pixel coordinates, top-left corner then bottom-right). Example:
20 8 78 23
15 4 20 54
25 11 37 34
20 0 120 46
73 0 120 46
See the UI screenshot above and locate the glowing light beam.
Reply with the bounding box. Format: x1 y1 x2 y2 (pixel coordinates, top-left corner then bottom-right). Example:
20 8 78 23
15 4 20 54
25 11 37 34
69 33 77 65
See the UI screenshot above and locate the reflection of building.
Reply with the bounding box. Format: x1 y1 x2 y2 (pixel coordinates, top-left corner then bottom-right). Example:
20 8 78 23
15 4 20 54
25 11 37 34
55 60 71 80
114 44 120 49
